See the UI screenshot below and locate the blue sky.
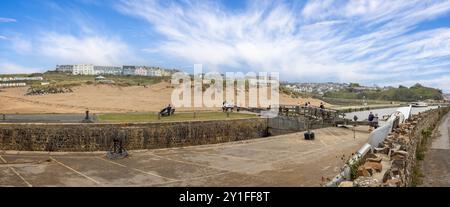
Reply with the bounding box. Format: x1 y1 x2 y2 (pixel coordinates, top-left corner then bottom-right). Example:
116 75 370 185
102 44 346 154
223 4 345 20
1 0 450 92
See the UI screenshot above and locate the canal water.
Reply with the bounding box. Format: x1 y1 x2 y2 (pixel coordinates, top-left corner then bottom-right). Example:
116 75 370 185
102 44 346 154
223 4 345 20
344 106 438 126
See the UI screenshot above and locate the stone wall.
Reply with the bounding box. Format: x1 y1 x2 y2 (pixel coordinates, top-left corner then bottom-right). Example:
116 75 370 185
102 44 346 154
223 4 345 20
0 118 268 152
268 116 334 136
344 107 449 187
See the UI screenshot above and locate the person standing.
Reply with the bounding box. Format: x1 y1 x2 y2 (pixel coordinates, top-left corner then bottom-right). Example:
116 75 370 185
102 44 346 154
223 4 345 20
319 102 325 118
368 112 374 122
373 114 379 129
368 112 375 128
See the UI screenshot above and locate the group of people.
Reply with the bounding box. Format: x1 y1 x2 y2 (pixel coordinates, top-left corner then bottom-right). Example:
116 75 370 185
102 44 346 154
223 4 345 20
303 102 325 110
302 102 327 118
222 101 240 112
352 111 380 129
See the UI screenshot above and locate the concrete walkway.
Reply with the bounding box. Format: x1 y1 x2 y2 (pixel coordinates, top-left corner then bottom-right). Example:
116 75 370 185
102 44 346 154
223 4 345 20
0 127 369 187
422 113 450 186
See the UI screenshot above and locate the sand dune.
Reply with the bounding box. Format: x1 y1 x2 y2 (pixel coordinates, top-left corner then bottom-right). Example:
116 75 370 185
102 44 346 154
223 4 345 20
0 82 328 114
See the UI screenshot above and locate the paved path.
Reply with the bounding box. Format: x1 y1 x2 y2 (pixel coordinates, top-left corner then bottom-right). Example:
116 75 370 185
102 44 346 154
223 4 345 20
0 127 369 187
422 113 450 186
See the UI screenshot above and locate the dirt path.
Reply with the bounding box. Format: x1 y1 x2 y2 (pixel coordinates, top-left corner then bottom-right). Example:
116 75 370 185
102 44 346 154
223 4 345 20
421 112 450 186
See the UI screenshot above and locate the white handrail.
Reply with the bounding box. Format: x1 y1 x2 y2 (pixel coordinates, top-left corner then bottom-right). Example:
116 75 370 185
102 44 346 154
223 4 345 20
325 105 412 187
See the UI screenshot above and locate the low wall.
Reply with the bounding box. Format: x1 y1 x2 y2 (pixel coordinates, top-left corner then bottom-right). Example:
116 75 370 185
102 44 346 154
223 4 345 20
268 116 334 136
389 108 448 186
0 118 268 152
340 107 449 187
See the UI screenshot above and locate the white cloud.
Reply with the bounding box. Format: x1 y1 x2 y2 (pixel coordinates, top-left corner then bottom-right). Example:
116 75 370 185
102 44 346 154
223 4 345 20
9 37 33 53
117 0 450 92
0 17 17 23
0 35 7 40
38 33 135 65
0 61 40 74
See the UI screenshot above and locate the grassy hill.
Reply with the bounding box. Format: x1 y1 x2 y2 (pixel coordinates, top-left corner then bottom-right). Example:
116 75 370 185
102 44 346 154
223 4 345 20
41 71 169 87
324 84 443 102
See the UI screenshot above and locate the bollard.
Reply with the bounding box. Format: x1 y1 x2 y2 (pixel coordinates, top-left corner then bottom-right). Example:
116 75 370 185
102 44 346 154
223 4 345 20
2 114 5 121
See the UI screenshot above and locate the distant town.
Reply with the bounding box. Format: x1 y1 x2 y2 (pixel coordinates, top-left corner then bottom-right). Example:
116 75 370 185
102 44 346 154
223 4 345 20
282 82 393 95
0 66 449 102
55 64 180 77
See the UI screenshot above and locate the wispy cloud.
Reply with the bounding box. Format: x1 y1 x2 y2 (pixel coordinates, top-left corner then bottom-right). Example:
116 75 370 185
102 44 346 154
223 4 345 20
9 37 33 53
38 33 134 65
0 4 138 67
117 0 450 91
0 17 17 23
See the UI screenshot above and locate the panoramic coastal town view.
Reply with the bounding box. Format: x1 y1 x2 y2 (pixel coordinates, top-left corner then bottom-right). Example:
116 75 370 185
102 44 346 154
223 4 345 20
1 0 450 193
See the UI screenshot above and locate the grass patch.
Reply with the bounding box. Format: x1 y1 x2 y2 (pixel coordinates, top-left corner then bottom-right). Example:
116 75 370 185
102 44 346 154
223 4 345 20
412 128 434 186
323 83 443 102
411 163 425 187
97 112 257 123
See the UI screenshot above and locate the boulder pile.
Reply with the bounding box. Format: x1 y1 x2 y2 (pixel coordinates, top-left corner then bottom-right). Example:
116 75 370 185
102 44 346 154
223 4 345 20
26 86 73 96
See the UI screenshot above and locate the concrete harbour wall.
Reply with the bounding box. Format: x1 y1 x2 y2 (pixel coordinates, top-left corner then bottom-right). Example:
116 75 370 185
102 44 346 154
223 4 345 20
0 118 269 152
268 116 334 136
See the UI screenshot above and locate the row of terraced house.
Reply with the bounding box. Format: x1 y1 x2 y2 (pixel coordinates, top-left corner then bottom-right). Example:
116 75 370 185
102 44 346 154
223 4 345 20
56 64 178 77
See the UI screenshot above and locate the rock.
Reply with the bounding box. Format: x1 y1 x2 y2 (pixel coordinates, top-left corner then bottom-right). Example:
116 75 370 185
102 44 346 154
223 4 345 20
367 157 382 163
392 150 408 157
365 153 379 159
391 154 405 161
374 147 389 154
384 178 401 187
398 135 409 141
391 159 405 169
391 150 408 161
354 177 380 187
390 167 402 177
357 166 372 177
338 181 354 187
382 169 392 182
364 161 383 173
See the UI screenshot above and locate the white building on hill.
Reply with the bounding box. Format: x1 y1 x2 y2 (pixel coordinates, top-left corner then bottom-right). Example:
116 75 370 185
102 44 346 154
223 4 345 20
93 66 122 75
56 65 74 73
72 64 94 75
